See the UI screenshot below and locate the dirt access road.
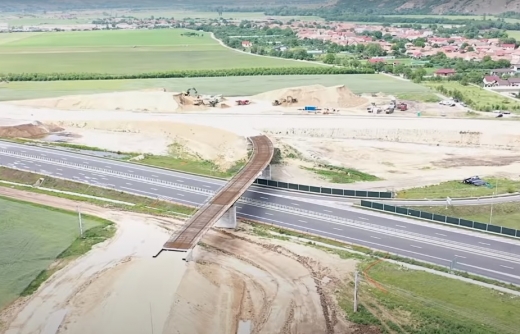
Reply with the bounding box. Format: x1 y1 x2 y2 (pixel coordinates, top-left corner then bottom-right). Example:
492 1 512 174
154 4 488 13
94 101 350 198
0 188 371 334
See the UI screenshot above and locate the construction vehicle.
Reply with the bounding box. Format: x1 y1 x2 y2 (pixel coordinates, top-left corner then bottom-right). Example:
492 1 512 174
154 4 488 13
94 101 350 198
272 96 298 106
182 87 198 97
236 100 250 105
367 103 382 114
397 102 408 111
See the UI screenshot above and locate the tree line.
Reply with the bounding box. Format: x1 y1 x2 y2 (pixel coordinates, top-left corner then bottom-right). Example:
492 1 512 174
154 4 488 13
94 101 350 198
1 67 375 82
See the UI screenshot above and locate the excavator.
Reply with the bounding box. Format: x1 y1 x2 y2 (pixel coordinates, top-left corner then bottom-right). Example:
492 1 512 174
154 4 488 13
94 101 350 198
272 95 297 106
182 87 198 97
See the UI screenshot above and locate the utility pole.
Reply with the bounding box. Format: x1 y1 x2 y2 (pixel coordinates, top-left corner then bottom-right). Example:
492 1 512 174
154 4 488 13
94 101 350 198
77 206 84 239
490 179 498 224
353 271 359 312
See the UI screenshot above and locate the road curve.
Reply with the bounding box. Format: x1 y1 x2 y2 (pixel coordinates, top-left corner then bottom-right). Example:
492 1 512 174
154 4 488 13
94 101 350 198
1 141 520 285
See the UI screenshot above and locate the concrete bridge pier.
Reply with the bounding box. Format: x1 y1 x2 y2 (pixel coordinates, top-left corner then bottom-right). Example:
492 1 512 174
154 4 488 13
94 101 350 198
214 204 237 229
183 249 194 262
260 165 272 180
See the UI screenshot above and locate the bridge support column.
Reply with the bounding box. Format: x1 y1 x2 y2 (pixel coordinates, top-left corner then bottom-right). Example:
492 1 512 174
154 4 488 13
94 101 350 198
214 204 237 229
260 165 271 180
183 250 194 262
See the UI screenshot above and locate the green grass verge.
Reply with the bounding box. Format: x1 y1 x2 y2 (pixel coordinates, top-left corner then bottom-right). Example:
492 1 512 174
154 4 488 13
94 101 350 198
8 139 244 179
0 195 115 308
395 92 441 103
397 178 520 199
425 82 520 113
0 167 196 217
0 74 428 101
247 221 520 333
404 202 520 230
0 29 318 74
302 164 381 183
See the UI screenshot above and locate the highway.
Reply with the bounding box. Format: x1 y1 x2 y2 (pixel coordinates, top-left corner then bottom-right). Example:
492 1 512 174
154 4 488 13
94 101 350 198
1 141 520 285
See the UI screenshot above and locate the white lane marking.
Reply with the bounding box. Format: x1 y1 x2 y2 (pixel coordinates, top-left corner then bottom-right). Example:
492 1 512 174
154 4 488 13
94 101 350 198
264 212 273 215
435 233 447 237
396 225 406 228
36 164 41 167
176 193 185 197
82 161 89 164
371 236 381 239
126 182 132 185
236 206 242 209
260 197 269 200
177 179 184 183
333 227 342 231
458 262 520 280
56 168 63 171
79 173 85 176
151 174 159 177
40 154 46 156
359 217 369 220
61 157 67 160
324 209 332 213
56 173 62 176
292 203 300 206
105 166 111 169
454 255 466 259
479 242 490 246
410 245 422 249
298 219 307 223
151 188 158 191
204 185 211 188
128 170 134 173
500 265 515 270
119 187 201 206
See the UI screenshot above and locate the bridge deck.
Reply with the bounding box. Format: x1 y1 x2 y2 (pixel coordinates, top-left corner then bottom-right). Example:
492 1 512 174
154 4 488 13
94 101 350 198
162 135 273 251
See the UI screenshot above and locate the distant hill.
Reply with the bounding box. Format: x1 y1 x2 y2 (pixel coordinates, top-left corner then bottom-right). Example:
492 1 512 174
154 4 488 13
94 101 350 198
0 0 327 12
333 0 520 15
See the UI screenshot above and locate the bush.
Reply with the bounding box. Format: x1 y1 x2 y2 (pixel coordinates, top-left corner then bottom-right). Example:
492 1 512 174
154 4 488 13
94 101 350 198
1 67 375 82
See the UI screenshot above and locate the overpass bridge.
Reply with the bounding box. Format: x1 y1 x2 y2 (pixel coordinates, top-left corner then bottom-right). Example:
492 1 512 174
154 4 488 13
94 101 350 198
157 135 274 260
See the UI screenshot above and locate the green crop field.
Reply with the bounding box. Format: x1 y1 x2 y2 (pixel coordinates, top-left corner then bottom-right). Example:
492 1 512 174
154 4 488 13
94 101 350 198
0 197 102 310
0 74 430 101
0 29 317 74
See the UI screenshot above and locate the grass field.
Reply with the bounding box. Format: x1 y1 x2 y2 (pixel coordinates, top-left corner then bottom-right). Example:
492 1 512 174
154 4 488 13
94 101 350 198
0 29 318 74
0 196 109 310
0 74 429 101
425 82 520 112
397 178 520 199
405 202 520 230
364 261 520 333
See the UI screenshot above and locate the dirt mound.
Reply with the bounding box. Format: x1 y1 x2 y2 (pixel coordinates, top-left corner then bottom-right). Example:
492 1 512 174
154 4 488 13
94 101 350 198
254 84 368 108
0 120 62 138
7 91 181 112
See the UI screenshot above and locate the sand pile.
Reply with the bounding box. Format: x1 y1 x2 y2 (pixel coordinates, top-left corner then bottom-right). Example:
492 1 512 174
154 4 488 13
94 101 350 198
58 120 249 169
0 119 62 138
7 91 182 112
254 84 368 108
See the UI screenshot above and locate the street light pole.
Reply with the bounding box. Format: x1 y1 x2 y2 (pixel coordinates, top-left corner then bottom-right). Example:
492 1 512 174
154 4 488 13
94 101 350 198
490 180 498 224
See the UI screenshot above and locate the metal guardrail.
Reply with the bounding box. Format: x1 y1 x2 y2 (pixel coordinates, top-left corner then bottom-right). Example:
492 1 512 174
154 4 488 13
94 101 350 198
253 178 394 198
361 200 520 239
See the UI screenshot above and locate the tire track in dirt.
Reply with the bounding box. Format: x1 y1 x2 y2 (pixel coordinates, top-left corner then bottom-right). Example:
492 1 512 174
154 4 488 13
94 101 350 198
207 229 346 334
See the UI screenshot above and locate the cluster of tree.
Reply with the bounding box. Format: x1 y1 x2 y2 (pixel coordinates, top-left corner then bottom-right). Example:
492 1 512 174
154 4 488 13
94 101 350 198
426 53 511 71
431 84 520 111
1 67 374 82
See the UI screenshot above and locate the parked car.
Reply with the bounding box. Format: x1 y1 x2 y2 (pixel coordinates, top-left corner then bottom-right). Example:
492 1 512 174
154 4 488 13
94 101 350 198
462 176 489 187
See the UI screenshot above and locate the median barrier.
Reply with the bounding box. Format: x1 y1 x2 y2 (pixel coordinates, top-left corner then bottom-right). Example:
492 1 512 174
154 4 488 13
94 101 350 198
253 178 394 198
360 200 520 239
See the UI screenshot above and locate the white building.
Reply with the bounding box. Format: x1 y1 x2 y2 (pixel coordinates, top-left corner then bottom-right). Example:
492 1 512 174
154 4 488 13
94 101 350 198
0 23 8 32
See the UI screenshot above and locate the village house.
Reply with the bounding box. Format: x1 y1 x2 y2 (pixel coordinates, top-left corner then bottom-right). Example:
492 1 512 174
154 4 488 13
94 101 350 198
241 41 252 47
489 68 517 77
434 69 457 77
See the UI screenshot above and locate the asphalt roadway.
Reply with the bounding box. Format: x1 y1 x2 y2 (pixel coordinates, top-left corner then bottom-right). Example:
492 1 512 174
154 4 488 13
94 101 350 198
1 141 520 285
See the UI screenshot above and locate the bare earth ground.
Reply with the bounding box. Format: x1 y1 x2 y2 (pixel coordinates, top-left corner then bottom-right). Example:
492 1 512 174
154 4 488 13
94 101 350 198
1 85 519 189
0 188 365 334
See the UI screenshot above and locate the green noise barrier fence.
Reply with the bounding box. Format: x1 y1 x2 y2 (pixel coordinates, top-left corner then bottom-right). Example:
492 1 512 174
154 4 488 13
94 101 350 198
360 200 520 238
253 179 394 198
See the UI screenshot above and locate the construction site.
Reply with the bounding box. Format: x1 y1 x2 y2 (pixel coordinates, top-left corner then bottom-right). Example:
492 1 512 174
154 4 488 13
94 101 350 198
1 81 520 334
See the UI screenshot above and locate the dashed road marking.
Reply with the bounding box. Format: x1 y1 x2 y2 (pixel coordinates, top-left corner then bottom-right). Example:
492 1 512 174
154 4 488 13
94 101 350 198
410 245 422 249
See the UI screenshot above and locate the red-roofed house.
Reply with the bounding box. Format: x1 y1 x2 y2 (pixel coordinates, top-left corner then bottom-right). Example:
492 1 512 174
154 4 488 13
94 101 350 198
368 58 386 64
502 44 516 50
241 41 252 47
434 68 457 77
483 75 500 87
